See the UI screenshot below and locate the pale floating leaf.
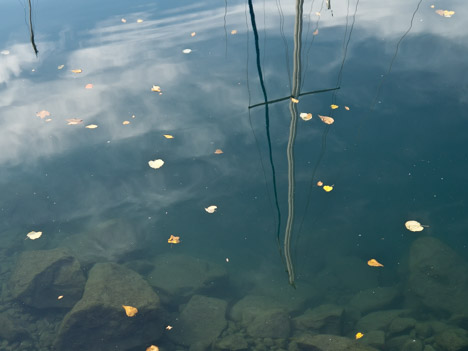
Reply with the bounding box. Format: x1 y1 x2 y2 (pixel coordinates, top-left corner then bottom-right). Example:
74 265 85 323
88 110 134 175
122 305 138 317
163 134 174 139
331 104 339 109
151 85 161 92
214 149 223 154
85 83 93 89
70 69 82 73
36 110 50 119
148 159 164 169
291 97 299 103
168 235 180 244
182 48 192 54
205 205 217 213
367 259 384 267
345 106 350 110
121 18 127 23
85 124 98 129
435 9 455 17
1 50 10 55
166 325 173 330
318 115 334 125
45 118 52 122
146 346 160 351
57 295 64 300
405 220 426 232
122 120 130 125
66 118 83 125
57 64 65 69
300 112 312 121
137 19 144 23
26 231 43 240
313 29 319 36
191 32 196 37
317 181 323 186
231 30 237 35
355 332 364 340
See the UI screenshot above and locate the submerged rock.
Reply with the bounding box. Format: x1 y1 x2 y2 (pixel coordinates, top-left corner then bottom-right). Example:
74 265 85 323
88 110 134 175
407 237 468 316
54 262 164 351
293 304 344 335
9 247 85 309
295 333 379 351
168 295 227 347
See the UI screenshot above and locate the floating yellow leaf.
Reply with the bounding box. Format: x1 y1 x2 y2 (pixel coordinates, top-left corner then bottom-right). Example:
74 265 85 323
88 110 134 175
430 5 434 8
122 120 130 125
435 9 455 17
345 106 350 111
85 83 93 89
122 305 138 317
367 259 384 267
317 181 323 186
151 85 161 92
299 113 312 121
36 110 50 119
163 134 174 139
316 12 321 16
355 332 364 340
205 205 217 213
168 235 180 244
137 19 144 23
191 32 196 37
166 325 173 330
66 118 83 125
70 69 82 73
331 104 339 109
57 295 64 300
405 220 426 232
57 64 64 69
121 18 127 23
146 346 160 351
85 124 98 129
26 231 43 240
214 149 223 154
323 185 333 192
231 30 237 35
318 115 334 125
182 48 192 54
45 118 52 122
313 29 319 36
291 97 299 103
148 159 164 169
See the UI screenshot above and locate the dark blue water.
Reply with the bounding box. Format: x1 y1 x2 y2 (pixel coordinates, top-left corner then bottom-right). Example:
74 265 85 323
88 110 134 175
1 0 467 350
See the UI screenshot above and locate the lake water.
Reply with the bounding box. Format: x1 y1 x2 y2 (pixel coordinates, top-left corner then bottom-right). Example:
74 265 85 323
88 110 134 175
1 0 467 350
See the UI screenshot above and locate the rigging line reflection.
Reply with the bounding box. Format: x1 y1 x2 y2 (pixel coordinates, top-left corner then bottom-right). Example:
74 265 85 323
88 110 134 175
28 0 39 56
247 0 283 256
224 0 228 57
275 0 292 86
284 0 304 289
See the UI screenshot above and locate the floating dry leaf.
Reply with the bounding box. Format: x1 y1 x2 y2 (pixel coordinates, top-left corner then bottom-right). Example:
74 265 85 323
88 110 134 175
122 305 138 317
231 30 237 35
122 120 130 125
405 220 425 232
85 124 98 129
85 83 93 89
57 295 64 300
66 118 83 125
70 69 82 73
168 235 180 244
137 19 144 23
151 85 161 92
355 332 364 340
214 149 223 154
430 4 434 8
191 32 196 37
323 185 333 192
331 104 339 109
1 50 10 55
345 106 350 111
291 97 299 103
435 9 455 17
205 205 218 213
316 12 321 16
146 346 160 351
121 18 127 23
300 112 312 121
317 181 323 187
45 118 52 122
26 231 43 240
182 48 192 54
148 159 164 169
313 29 319 36
36 110 50 119
367 259 384 267
318 115 334 125
163 134 174 139
166 325 173 330
57 64 64 69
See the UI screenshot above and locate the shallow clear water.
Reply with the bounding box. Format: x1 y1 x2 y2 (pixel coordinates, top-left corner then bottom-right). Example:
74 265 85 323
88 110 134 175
1 0 467 350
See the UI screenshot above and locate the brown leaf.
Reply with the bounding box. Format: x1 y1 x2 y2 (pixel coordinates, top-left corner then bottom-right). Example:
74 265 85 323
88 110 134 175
168 235 180 244
66 118 83 125
36 110 50 119
122 305 138 317
318 115 334 125
367 259 384 267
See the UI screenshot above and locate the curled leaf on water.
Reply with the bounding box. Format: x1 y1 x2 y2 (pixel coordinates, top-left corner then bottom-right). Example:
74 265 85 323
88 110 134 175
148 159 164 169
331 104 339 109
291 97 299 103
182 49 192 54
214 149 223 154
405 220 427 232
355 332 364 340
191 32 196 37
367 259 384 267
122 121 130 125
57 64 64 69
317 181 323 186
70 69 82 73
66 118 83 125
85 83 93 89
435 9 455 17
300 113 312 121
231 30 237 35
168 235 180 244
318 115 334 125
26 231 42 240
137 19 144 23
36 110 50 119
323 185 333 192
57 295 64 300
122 305 138 317
205 205 217 213
166 325 173 330
146 346 160 351
163 134 174 139
345 106 350 110
151 85 161 92
121 18 127 23
85 124 98 129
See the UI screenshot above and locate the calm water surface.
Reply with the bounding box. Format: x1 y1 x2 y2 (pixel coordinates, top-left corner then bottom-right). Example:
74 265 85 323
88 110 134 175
1 0 467 350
